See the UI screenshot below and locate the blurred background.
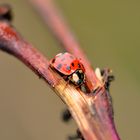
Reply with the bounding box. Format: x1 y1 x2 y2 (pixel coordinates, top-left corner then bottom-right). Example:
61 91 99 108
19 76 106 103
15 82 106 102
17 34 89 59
0 0 139 140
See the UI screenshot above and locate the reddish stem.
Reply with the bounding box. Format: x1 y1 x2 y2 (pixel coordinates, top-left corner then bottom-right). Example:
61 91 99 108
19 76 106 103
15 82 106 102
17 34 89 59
0 21 57 86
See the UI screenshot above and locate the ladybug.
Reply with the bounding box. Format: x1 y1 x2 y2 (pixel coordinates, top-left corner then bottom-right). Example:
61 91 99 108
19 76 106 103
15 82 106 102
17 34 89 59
50 52 85 86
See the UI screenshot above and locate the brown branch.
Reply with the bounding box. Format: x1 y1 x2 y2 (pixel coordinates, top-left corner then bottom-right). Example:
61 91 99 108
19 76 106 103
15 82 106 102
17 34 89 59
0 4 120 140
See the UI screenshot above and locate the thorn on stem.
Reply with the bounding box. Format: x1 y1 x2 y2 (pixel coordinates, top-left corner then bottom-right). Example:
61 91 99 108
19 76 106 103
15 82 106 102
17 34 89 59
101 69 115 90
68 129 84 140
105 75 115 90
62 109 72 122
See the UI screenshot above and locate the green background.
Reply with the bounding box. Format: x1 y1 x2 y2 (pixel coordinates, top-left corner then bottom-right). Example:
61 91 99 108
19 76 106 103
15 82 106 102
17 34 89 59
0 0 139 140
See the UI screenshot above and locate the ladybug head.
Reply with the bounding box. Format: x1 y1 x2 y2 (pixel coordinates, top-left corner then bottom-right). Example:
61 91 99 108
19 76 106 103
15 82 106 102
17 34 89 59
70 69 85 86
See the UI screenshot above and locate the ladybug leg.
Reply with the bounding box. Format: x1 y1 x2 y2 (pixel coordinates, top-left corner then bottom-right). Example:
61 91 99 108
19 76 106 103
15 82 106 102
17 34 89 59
62 75 71 90
80 83 88 93
63 75 83 91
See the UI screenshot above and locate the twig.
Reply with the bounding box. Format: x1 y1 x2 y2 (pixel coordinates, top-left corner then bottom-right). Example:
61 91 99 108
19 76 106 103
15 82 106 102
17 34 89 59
0 22 58 86
0 4 120 140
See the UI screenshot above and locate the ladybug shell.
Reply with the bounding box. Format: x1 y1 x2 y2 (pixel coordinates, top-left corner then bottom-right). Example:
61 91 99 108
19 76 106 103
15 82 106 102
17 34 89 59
51 52 85 75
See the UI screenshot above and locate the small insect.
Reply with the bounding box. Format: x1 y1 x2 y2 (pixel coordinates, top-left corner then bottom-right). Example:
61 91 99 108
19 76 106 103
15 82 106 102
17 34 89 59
50 52 85 86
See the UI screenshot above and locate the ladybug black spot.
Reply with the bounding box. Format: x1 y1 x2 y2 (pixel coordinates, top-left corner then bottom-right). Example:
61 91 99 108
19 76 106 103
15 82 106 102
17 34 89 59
71 63 74 67
56 64 62 70
78 63 81 68
66 66 71 71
